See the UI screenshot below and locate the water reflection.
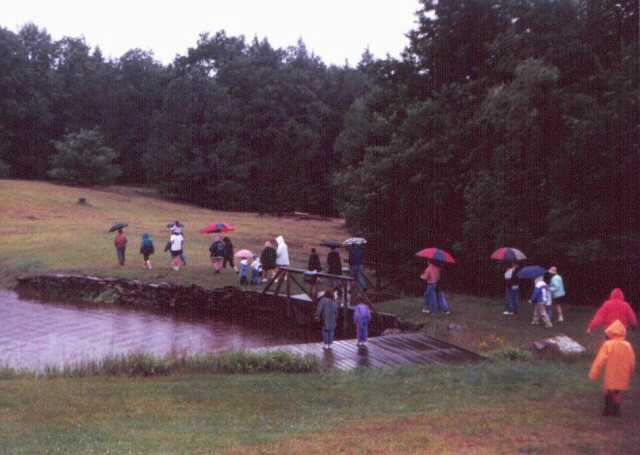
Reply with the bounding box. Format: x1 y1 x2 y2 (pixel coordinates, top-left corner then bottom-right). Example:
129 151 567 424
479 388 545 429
0 289 312 371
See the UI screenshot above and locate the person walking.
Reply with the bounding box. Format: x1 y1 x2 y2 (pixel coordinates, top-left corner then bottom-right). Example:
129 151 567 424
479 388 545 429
529 275 553 328
315 287 338 349
275 235 290 281
548 266 566 322
169 229 184 271
169 221 187 266
260 241 277 282
503 263 520 315
222 237 235 271
139 233 155 270
346 244 367 291
308 248 322 272
114 228 127 266
589 320 636 416
209 235 225 273
435 270 451 315
420 261 445 315
587 289 637 334
353 302 371 346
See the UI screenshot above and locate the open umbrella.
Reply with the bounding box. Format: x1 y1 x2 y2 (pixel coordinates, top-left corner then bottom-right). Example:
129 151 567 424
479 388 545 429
517 265 546 280
343 237 367 246
416 247 456 264
234 249 254 259
200 223 235 234
490 247 527 262
320 240 342 248
108 222 128 232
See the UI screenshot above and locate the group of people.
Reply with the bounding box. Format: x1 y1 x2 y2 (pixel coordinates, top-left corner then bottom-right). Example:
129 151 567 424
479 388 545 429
314 284 372 349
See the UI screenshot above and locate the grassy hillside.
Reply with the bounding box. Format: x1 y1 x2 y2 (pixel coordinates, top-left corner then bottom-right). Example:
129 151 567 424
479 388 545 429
0 180 348 288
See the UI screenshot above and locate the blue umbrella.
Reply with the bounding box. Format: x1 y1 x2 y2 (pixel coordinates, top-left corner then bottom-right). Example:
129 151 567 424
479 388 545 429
517 265 546 280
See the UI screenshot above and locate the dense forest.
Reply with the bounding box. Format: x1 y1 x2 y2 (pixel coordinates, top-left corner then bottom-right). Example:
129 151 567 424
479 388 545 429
0 0 638 300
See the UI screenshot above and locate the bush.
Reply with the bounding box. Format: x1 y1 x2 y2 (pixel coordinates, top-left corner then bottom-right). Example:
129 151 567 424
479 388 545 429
48 128 121 185
489 347 533 362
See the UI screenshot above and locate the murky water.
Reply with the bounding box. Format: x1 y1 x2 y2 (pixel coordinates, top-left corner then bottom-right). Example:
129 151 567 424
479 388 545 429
0 289 312 371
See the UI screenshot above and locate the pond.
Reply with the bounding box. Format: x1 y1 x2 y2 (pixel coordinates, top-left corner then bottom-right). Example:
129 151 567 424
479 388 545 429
0 289 313 371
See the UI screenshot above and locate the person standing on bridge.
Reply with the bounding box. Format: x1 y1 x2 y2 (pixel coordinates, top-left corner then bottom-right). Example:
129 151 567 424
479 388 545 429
316 287 338 349
275 235 290 281
260 241 277 282
353 302 371 346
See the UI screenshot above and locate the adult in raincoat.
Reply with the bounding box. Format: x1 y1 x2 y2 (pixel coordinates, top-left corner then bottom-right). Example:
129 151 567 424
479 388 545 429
139 233 155 270
275 235 290 281
589 320 636 416
315 287 338 349
222 237 235 270
587 288 637 334
209 235 225 273
260 241 277 281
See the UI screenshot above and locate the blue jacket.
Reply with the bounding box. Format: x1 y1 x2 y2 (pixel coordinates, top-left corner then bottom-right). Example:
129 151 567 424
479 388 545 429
347 245 364 267
549 274 565 298
315 295 338 330
353 303 371 323
530 282 552 306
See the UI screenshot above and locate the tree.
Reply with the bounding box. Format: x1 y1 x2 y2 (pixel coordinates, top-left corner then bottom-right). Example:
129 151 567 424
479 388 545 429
48 128 121 185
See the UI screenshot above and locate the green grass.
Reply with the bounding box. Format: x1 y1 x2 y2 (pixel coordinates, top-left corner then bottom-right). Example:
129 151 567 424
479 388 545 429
0 179 348 289
0 360 637 454
2 179 639 454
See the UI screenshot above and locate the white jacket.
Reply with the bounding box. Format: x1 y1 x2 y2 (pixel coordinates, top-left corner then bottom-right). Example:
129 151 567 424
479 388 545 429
275 235 290 266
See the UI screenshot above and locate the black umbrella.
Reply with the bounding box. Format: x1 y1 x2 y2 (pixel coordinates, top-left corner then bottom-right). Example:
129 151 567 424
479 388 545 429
320 240 342 248
108 222 128 232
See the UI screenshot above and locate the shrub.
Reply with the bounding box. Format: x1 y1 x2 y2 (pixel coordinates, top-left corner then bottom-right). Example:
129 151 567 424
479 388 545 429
48 128 121 185
489 347 533 362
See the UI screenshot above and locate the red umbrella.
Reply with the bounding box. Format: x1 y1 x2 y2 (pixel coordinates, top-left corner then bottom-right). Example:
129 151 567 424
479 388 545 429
416 247 456 264
200 223 235 234
490 247 526 262
234 249 254 259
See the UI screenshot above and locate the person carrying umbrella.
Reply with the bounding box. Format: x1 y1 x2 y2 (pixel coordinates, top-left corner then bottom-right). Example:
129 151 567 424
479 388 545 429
503 262 521 316
139 233 155 270
209 235 225 273
420 261 450 315
345 242 367 291
114 228 128 266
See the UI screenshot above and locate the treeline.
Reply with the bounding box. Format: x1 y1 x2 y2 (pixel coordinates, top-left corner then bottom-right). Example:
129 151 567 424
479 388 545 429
1 0 638 300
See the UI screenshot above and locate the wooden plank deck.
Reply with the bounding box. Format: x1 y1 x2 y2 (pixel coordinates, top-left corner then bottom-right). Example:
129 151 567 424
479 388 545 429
252 332 483 371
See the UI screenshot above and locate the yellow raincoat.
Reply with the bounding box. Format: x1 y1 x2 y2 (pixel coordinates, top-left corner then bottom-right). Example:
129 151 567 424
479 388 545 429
589 320 636 391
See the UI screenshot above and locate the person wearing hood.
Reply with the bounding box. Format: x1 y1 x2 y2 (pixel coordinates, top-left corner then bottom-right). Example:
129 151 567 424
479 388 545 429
275 235 290 281
529 275 552 328
589 320 636 416
139 233 155 270
169 221 186 266
209 235 225 273
587 289 637 334
260 241 277 281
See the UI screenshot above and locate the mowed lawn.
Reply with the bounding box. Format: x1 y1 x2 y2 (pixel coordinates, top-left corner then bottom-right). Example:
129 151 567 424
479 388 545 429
0 179 348 288
1 179 639 454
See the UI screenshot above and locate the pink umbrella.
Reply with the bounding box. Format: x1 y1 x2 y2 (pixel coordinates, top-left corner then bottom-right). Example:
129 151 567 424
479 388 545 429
415 247 456 264
234 249 254 259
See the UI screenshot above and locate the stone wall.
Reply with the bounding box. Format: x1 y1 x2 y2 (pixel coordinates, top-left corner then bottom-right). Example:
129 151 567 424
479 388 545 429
15 274 399 338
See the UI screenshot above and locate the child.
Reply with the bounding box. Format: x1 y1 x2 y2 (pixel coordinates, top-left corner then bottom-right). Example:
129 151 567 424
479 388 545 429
589 320 636 416
238 257 249 286
529 275 552 328
250 256 262 285
139 233 155 270
353 302 371 346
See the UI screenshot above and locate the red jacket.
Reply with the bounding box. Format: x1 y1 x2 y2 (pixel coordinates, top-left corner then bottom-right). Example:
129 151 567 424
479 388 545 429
587 289 637 333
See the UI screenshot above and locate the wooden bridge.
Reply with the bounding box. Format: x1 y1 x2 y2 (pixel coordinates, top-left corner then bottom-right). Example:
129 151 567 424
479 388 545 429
252 332 483 371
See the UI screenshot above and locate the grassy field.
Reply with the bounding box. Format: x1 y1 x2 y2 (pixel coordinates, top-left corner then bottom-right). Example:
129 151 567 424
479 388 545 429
1 180 638 454
0 180 348 288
